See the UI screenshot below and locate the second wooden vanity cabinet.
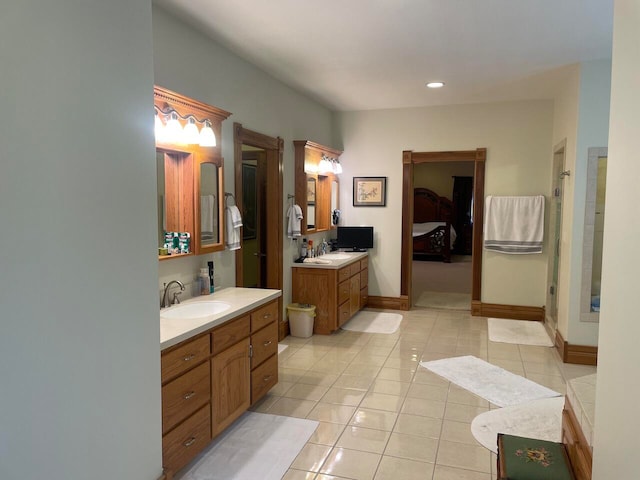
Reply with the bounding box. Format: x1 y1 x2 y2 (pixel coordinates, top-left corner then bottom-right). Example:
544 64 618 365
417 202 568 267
160 298 279 477
292 255 368 334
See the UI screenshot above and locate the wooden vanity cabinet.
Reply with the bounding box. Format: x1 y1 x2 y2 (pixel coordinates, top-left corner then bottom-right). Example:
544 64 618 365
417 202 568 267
292 256 368 334
160 298 280 477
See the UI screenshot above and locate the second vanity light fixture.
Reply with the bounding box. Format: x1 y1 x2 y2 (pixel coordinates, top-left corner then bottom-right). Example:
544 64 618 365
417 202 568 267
154 107 217 147
318 154 343 175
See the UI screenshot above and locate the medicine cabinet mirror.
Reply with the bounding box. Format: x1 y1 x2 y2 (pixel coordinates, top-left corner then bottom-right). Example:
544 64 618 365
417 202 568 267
294 140 343 236
154 86 230 260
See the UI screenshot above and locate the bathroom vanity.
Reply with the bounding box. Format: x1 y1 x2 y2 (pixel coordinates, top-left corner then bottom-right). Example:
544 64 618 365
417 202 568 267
159 287 281 478
292 252 368 334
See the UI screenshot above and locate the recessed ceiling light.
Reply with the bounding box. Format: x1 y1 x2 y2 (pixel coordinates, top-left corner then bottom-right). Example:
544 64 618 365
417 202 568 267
426 82 445 88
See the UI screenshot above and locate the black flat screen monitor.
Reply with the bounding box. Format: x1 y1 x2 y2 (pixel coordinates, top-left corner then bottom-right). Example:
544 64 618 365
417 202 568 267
337 226 374 252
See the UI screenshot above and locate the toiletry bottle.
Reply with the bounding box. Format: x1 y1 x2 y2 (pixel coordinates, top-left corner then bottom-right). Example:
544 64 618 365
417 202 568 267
199 268 209 295
207 261 214 293
308 240 314 257
301 238 308 258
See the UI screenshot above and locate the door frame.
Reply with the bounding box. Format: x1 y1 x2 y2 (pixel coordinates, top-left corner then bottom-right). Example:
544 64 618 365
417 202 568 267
401 149 486 309
233 123 284 327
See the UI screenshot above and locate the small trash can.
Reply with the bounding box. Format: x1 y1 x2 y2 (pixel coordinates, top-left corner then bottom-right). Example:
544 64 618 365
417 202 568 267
287 303 316 338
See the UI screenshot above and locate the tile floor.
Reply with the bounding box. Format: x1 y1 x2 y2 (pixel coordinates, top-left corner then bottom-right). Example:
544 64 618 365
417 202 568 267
251 307 596 480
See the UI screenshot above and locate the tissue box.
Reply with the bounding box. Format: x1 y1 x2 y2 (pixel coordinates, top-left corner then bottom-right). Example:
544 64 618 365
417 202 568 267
497 434 575 480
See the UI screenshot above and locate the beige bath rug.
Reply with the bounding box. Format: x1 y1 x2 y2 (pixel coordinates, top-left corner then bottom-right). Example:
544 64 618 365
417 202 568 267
341 310 403 334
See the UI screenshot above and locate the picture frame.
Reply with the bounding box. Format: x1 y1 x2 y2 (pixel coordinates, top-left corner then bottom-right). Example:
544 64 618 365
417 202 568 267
353 176 387 207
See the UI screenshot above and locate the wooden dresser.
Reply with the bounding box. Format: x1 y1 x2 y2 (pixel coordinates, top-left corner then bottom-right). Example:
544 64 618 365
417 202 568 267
292 253 368 334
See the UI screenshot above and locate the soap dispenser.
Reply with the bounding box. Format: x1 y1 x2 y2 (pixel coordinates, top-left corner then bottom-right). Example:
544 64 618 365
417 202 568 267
199 268 209 296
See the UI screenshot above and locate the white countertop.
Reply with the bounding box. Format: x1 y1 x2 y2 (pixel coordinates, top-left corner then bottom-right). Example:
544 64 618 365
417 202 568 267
160 287 282 351
291 251 368 270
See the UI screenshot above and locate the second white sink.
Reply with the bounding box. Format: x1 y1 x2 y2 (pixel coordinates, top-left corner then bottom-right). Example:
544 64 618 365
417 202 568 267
161 301 231 319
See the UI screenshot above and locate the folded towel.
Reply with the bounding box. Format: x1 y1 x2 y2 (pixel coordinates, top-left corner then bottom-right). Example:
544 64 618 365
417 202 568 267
287 204 303 238
484 195 544 254
225 205 242 250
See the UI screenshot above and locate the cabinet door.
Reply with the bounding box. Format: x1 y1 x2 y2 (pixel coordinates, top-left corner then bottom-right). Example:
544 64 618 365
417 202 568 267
349 274 361 317
211 338 250 437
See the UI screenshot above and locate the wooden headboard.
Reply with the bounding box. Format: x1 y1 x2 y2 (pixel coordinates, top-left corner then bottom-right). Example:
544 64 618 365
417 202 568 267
413 188 454 224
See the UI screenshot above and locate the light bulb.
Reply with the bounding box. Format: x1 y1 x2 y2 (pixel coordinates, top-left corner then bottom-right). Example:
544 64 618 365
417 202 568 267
199 120 217 147
164 111 184 144
183 117 200 144
154 112 166 142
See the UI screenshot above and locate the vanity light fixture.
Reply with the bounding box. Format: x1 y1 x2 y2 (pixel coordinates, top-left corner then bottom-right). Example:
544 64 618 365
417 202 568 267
426 81 445 88
318 154 333 175
334 160 343 174
154 107 217 147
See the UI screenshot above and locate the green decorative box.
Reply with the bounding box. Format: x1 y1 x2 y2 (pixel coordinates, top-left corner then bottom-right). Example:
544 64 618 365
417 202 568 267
497 434 575 480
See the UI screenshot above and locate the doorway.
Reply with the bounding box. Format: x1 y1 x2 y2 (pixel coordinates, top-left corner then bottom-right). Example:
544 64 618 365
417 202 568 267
233 123 285 337
401 149 486 310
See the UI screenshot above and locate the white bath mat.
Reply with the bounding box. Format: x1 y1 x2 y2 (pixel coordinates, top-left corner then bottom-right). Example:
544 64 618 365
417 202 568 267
278 343 288 354
341 311 403 334
471 396 565 453
414 291 471 310
488 318 554 347
419 355 560 407
179 412 318 480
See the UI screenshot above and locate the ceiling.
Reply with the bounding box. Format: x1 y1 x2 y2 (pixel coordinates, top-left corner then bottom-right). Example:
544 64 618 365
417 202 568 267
154 0 613 112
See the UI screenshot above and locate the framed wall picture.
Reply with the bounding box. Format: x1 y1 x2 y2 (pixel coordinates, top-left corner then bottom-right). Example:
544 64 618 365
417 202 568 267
353 176 387 206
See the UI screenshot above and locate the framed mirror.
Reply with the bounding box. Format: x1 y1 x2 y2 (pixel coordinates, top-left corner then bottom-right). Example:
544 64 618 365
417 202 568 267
307 177 316 230
331 179 339 226
197 161 221 249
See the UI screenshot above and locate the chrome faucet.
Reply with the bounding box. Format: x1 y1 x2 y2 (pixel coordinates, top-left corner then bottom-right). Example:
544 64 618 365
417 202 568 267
161 280 185 308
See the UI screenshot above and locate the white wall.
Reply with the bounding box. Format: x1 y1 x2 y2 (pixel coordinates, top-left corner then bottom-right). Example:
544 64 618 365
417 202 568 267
550 65 580 340
335 101 554 305
0 2 162 479
593 1 640 476
153 7 334 309
551 60 611 347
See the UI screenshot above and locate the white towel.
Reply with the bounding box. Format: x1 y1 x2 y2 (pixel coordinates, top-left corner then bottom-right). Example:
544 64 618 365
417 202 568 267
225 205 242 250
484 195 544 254
287 204 303 238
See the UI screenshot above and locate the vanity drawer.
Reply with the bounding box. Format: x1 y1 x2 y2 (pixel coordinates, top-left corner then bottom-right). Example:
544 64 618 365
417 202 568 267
338 301 351 327
212 315 250 354
161 334 210 383
338 279 350 305
162 361 211 434
162 404 211 474
350 262 361 277
251 300 279 332
251 321 278 369
251 354 278 404
360 268 368 288
360 257 368 270
338 266 351 282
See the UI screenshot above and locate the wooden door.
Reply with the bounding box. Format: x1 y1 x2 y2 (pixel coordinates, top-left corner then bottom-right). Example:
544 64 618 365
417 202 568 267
211 338 250 437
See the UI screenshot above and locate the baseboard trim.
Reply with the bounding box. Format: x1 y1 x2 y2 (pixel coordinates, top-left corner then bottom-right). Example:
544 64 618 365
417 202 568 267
470 301 545 321
555 330 598 366
368 295 409 311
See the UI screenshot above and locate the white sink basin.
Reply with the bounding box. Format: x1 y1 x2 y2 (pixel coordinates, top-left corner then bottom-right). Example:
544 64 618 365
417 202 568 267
322 253 352 260
161 301 231 319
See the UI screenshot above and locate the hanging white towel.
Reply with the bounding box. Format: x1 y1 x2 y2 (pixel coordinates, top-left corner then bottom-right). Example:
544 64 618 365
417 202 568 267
225 205 243 250
287 204 303 238
484 195 544 254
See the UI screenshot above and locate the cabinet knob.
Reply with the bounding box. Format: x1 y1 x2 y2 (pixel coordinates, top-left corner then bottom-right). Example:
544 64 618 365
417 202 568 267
263 375 272 383
183 437 197 447
183 391 196 400
183 354 196 362
263 340 272 347
263 313 271 319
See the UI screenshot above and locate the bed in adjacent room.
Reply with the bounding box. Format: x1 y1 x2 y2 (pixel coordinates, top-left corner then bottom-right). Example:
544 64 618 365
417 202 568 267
412 187 456 263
